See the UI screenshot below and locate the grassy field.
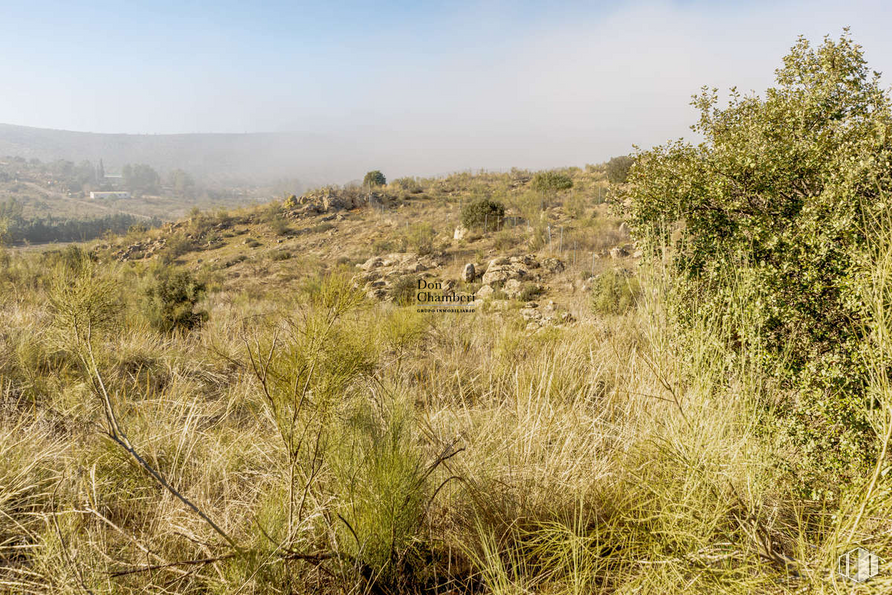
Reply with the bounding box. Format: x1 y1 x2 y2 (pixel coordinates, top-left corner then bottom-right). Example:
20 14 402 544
1 164 891 594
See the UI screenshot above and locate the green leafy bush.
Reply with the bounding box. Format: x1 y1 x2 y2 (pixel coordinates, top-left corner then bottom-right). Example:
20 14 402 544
143 264 207 332
519 283 544 302
563 193 586 219
605 155 635 184
389 275 417 306
590 269 639 314
625 32 891 484
461 198 505 230
160 232 194 263
364 170 387 187
531 171 573 193
402 222 436 255
394 177 422 193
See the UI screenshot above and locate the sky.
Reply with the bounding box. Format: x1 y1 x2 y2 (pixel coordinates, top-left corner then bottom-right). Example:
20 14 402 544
2 0 892 175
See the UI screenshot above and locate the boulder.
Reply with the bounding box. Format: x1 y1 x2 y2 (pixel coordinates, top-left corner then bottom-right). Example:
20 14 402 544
482 259 528 287
462 263 476 282
476 285 495 299
454 226 469 240
360 256 384 270
503 279 524 299
541 258 565 274
609 246 629 259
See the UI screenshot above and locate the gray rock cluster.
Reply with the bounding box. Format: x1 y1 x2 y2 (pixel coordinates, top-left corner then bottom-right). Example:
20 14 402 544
354 253 441 300
115 238 167 261
287 188 380 218
519 300 576 330
473 254 563 300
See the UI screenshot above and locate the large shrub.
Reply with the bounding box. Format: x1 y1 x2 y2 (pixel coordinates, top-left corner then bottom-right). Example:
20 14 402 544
143 264 207 332
461 198 505 230
625 32 892 486
531 170 574 193
605 155 634 184
363 170 387 187
590 269 640 315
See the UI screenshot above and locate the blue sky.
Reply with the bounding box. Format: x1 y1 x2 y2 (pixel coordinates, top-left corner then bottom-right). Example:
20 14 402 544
1 0 891 173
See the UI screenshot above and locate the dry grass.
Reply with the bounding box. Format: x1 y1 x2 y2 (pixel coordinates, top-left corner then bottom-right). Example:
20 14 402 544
1 171 892 593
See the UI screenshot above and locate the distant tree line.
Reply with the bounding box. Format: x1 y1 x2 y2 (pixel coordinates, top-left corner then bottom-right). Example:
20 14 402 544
1 156 197 198
0 198 160 244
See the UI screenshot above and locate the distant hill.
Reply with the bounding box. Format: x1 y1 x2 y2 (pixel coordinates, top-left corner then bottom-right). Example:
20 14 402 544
0 123 371 185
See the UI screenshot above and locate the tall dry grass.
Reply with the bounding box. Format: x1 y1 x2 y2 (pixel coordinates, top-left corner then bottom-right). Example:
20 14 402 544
0 224 892 593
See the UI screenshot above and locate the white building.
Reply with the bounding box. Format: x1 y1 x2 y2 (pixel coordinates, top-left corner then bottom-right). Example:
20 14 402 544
90 191 131 199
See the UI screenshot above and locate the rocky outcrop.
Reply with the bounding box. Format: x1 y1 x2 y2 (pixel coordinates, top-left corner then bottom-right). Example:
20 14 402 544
288 188 379 218
476 254 563 300
609 246 629 259
354 253 442 301
115 238 166 261
519 300 576 330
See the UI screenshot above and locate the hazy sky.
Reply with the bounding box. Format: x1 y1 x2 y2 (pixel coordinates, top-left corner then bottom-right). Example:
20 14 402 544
2 0 892 174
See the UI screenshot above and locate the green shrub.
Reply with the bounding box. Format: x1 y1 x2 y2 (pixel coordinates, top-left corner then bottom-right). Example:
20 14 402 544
307 222 334 234
625 32 891 485
364 170 386 187
590 269 639 315
403 222 436 255
492 229 520 251
531 171 573 193
389 275 417 306
372 238 398 255
605 155 634 184
143 264 207 332
160 232 194 262
394 177 422 193
332 398 427 584
563 193 586 219
42 245 95 275
461 198 505 230
519 283 544 302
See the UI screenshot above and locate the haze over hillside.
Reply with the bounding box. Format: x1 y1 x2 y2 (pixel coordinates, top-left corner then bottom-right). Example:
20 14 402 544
0 123 626 186
0 123 375 185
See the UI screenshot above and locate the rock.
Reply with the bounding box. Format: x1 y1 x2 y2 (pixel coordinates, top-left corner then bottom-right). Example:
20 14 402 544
454 226 469 240
520 307 542 322
482 259 528 287
510 254 538 267
520 299 574 329
609 246 629 259
359 256 384 270
503 279 524 299
353 252 448 302
477 285 495 299
633 248 643 259
462 263 476 282
541 258 565 273
482 268 512 286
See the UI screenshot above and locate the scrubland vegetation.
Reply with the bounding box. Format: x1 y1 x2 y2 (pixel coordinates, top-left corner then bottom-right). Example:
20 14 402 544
4 32 892 594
